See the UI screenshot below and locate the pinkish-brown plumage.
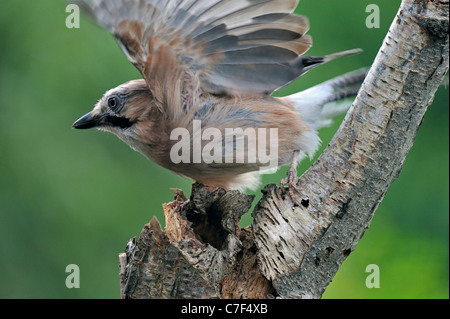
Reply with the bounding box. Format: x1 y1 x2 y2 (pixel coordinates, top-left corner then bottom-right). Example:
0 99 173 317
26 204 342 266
72 0 365 192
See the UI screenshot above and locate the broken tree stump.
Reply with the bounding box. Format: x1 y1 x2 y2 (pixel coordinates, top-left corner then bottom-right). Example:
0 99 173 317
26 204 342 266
119 183 274 299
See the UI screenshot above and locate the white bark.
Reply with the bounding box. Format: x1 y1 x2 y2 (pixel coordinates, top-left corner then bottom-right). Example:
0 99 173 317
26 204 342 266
253 0 449 298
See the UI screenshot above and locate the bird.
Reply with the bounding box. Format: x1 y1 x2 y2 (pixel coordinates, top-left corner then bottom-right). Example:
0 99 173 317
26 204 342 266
71 0 366 195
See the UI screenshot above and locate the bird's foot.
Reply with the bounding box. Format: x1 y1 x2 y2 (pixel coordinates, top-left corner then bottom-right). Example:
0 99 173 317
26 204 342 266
176 199 191 212
281 166 301 199
169 188 190 212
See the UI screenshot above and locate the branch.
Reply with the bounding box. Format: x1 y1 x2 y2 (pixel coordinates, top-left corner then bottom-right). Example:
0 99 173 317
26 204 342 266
119 0 449 299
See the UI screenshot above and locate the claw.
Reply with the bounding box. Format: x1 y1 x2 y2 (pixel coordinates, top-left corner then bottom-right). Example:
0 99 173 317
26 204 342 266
176 199 190 212
281 166 300 199
169 188 190 212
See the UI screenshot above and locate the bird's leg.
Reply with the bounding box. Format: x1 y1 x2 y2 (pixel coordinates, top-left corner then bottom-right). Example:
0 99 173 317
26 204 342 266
281 150 301 199
169 188 190 211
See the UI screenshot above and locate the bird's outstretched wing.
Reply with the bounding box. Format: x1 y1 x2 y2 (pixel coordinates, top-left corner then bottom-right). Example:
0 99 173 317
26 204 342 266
72 0 314 118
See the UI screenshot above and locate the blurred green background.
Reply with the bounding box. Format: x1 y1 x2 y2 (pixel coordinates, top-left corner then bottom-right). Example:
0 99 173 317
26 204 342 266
0 0 448 299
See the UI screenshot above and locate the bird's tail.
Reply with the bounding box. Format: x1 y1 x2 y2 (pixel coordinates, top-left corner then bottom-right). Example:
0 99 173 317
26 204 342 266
298 49 363 74
288 68 368 131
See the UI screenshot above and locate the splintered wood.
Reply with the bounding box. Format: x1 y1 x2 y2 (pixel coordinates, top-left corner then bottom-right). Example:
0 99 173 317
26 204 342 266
119 183 273 299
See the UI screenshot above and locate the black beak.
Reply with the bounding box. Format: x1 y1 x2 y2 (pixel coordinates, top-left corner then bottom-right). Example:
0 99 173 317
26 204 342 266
72 112 99 129
72 111 134 130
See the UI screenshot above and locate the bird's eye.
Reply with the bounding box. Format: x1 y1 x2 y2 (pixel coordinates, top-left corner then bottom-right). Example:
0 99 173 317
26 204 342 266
107 96 120 111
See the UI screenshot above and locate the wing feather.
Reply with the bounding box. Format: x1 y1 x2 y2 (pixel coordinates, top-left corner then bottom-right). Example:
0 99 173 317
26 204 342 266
72 0 320 118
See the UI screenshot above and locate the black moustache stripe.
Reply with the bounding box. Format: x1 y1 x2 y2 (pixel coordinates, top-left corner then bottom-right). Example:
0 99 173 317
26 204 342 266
102 115 134 129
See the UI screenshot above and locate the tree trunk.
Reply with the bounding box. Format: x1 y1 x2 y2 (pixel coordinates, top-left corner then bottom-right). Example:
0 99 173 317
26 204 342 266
119 0 449 299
